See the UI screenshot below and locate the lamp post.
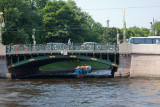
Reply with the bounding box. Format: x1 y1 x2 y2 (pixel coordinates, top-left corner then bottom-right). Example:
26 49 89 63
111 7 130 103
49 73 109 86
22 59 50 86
0 12 4 45
117 28 120 45
123 9 126 43
32 28 36 45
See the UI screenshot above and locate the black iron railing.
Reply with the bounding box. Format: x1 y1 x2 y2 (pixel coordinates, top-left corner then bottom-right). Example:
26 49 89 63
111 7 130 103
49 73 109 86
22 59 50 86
6 43 119 54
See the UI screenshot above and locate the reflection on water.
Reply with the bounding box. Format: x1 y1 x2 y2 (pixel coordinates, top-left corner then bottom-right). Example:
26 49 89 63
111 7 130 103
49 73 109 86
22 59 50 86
1 78 160 107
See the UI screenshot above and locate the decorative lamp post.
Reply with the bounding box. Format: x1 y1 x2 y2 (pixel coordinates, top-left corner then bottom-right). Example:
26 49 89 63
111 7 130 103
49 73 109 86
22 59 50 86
117 28 120 45
32 28 36 46
0 12 5 45
123 9 126 43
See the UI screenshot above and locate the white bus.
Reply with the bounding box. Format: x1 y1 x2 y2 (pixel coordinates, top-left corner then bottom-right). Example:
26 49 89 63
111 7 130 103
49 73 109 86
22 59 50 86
129 36 160 44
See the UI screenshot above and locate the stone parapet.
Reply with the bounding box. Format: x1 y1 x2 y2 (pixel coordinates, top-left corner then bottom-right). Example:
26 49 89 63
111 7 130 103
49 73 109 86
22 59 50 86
119 44 160 55
119 43 132 54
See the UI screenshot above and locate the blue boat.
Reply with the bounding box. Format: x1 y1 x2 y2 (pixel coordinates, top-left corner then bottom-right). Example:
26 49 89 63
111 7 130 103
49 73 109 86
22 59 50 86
75 66 91 74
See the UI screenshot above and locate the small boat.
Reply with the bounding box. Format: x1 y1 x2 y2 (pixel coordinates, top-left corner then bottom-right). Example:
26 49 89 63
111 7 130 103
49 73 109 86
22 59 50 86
75 66 91 74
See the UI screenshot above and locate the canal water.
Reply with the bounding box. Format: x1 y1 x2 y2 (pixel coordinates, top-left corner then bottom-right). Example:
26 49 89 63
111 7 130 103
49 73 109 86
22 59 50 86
0 70 160 107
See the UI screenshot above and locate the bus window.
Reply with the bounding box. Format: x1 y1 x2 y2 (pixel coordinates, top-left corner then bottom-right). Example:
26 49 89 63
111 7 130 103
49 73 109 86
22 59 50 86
152 38 156 44
146 38 153 44
134 38 145 44
129 38 134 43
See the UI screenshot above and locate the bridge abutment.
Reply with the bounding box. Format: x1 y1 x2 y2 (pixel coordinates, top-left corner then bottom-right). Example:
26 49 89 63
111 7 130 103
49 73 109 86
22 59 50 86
130 54 160 78
0 45 11 79
115 44 160 78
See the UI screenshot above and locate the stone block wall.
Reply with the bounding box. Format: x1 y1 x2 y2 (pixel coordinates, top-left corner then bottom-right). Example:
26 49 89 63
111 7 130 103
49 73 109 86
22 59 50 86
114 55 130 78
0 56 9 79
130 54 160 78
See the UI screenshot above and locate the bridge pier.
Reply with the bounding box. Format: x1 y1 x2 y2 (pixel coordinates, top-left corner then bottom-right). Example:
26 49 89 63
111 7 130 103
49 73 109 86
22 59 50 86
0 56 11 79
114 54 130 78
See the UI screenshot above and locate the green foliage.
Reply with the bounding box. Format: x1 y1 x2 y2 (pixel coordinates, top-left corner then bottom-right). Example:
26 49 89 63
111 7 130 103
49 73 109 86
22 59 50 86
126 26 150 38
154 21 160 36
102 27 122 44
1 0 104 44
30 0 49 10
127 26 142 37
41 0 103 43
0 0 43 45
42 0 74 42
140 28 150 37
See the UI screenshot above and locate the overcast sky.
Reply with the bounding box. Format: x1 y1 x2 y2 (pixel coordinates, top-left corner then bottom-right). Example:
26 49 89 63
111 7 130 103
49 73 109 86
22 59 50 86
67 0 160 28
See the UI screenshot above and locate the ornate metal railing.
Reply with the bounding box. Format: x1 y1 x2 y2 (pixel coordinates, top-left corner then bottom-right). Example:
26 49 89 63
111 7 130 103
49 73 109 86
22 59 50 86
6 43 119 54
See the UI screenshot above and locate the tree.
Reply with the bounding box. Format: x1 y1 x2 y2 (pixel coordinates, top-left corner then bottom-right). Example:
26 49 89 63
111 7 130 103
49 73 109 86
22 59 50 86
140 28 150 37
41 0 100 43
30 0 49 10
126 26 150 38
154 21 160 36
102 27 120 44
127 26 142 37
0 0 111 44
0 0 43 45
80 14 104 43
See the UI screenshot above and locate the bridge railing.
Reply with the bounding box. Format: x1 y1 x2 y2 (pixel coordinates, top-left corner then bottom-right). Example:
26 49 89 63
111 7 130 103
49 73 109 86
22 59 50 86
6 43 119 54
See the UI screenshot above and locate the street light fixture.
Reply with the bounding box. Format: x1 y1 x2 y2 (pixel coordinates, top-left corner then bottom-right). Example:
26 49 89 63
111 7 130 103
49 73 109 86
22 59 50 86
0 12 4 45
32 28 36 46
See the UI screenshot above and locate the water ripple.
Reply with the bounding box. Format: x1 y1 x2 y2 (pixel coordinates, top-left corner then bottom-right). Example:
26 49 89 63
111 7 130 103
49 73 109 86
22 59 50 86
0 78 160 107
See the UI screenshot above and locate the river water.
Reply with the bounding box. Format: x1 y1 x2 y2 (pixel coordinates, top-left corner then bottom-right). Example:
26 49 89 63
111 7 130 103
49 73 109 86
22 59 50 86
0 70 160 107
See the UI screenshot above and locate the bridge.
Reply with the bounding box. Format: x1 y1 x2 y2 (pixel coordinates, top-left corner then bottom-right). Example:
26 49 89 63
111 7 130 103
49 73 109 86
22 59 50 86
0 43 119 79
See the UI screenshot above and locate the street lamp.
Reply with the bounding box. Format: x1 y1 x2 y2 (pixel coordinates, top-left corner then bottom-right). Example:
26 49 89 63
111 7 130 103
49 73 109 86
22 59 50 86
0 12 5 45
117 28 120 45
123 9 126 43
32 28 36 46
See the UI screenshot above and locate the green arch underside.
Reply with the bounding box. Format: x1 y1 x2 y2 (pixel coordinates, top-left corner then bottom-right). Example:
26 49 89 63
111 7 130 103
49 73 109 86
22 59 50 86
10 55 118 68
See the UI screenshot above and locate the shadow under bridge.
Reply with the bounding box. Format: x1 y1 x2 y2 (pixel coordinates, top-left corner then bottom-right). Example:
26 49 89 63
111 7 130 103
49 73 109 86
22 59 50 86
8 54 118 78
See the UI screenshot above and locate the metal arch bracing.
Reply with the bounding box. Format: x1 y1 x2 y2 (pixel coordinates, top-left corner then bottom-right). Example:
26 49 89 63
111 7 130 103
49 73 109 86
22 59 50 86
8 55 118 68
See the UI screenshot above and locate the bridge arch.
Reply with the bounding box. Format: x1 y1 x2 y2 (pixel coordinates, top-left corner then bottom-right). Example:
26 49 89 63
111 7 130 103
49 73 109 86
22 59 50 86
9 55 118 68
